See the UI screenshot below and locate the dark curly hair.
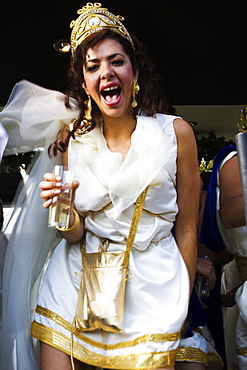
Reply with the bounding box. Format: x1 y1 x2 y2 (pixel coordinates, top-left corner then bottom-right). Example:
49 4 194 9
49 29 168 156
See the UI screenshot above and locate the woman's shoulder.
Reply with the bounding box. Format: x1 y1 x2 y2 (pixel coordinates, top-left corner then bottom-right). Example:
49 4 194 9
155 113 189 132
156 113 180 127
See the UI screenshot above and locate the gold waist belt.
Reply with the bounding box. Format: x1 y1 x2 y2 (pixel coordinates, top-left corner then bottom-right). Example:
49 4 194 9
235 255 247 282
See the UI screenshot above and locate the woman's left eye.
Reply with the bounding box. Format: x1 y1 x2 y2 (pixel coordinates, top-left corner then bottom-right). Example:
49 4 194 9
112 59 124 66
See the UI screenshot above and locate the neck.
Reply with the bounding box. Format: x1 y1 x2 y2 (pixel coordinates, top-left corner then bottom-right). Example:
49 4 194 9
102 114 137 160
102 114 137 141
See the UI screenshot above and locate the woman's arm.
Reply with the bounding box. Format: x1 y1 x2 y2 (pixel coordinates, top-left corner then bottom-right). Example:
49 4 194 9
173 118 200 293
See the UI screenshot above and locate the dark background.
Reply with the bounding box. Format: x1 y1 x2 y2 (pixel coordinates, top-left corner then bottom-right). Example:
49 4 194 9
1 0 247 107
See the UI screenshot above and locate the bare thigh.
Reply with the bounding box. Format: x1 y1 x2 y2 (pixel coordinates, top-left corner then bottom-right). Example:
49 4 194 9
40 342 87 370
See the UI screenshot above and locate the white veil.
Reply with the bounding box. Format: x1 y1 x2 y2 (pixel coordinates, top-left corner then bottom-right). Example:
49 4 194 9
0 80 80 369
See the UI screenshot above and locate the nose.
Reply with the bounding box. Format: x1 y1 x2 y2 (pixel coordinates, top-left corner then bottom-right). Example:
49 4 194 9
100 62 114 80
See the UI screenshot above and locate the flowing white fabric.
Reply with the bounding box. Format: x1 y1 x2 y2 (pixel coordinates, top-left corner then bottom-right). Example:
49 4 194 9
0 80 79 370
1 80 79 155
0 150 60 370
0 122 8 161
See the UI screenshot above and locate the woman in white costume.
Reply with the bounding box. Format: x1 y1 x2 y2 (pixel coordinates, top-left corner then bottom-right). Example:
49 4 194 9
0 3 200 370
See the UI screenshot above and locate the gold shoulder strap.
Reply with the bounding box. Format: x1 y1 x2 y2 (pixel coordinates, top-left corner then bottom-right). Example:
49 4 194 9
123 187 148 266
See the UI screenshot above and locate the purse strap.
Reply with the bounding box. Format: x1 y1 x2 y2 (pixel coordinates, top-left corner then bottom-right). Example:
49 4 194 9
123 187 148 266
81 187 148 265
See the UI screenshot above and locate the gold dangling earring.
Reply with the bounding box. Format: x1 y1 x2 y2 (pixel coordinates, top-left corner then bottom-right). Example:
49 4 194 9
84 94 92 122
73 94 95 135
69 94 96 136
132 79 140 108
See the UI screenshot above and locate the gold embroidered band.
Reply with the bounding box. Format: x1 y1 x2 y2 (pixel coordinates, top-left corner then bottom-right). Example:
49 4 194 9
31 320 178 368
34 305 180 349
176 347 223 368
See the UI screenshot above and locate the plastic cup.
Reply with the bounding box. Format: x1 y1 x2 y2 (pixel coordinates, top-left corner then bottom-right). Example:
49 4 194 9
48 165 74 229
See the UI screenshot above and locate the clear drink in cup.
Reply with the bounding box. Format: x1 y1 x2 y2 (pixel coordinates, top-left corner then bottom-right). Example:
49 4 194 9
196 275 210 298
48 165 74 229
196 255 211 298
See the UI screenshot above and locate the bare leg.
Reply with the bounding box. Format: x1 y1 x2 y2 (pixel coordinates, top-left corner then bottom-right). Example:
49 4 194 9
40 342 87 370
175 362 206 370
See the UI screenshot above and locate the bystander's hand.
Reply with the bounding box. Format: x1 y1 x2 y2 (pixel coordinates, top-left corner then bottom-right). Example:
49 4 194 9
197 256 216 290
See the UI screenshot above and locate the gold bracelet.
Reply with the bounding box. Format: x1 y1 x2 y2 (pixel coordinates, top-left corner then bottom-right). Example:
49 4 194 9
56 209 80 232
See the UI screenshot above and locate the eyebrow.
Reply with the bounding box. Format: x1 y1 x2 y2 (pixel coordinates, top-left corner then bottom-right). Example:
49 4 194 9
85 52 125 65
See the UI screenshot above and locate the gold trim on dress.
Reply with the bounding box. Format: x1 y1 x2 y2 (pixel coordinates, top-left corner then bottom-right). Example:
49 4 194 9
176 347 223 368
31 321 177 369
176 347 207 363
236 347 247 356
35 305 180 350
142 208 173 222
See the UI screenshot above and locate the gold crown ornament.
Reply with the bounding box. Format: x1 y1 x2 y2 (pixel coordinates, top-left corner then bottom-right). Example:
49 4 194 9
67 2 135 55
237 105 247 133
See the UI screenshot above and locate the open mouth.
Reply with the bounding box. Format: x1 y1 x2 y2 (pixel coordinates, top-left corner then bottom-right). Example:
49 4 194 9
101 85 121 105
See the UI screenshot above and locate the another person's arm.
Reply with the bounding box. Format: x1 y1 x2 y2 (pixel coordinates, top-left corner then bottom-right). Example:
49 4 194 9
219 155 245 229
174 118 201 293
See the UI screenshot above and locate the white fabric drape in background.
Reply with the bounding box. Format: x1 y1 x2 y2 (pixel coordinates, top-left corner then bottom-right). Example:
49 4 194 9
0 80 79 369
0 122 8 162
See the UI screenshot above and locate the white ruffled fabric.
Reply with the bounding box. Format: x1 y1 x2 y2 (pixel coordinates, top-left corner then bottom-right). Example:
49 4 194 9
69 113 178 248
1 80 79 155
69 115 175 217
0 80 190 369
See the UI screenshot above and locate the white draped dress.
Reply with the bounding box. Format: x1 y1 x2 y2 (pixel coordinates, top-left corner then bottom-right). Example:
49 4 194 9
0 80 190 369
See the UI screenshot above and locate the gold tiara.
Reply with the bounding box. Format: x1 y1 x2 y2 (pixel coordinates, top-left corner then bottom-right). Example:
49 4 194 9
67 2 134 55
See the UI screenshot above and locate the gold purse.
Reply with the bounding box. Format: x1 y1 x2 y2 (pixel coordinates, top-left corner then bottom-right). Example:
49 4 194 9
73 188 147 333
